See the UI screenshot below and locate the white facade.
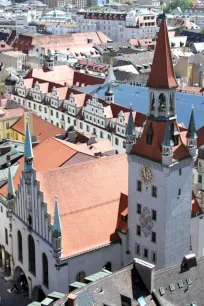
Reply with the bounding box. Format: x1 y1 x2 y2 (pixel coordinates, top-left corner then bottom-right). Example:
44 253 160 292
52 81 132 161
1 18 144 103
76 10 158 42
11 79 137 153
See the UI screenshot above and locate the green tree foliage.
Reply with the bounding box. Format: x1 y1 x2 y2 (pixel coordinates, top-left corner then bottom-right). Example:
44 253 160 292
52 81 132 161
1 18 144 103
164 0 193 12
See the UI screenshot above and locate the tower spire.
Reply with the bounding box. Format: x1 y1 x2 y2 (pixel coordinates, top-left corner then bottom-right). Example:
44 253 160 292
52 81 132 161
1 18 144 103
7 166 15 200
186 108 197 158
53 196 62 239
24 121 33 173
147 17 177 89
125 104 136 153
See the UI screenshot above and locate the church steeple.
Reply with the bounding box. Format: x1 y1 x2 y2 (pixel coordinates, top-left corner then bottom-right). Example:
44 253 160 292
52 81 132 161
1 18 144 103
125 105 136 153
105 82 114 104
147 15 177 121
24 121 33 173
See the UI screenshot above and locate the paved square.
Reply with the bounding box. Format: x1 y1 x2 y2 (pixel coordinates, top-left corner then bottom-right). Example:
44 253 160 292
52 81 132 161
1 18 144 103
0 270 28 306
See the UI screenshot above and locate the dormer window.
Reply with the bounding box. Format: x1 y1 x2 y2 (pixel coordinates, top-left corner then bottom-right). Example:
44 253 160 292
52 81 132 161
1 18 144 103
150 93 155 111
146 123 153 145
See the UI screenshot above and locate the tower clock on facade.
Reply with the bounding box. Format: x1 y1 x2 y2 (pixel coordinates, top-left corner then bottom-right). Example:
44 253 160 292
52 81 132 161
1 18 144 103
140 166 153 183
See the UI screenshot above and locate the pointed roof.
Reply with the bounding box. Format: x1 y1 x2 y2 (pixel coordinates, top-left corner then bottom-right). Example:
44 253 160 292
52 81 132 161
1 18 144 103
125 105 136 137
24 121 33 160
53 197 62 238
162 120 174 146
146 17 178 89
187 108 198 139
7 166 15 199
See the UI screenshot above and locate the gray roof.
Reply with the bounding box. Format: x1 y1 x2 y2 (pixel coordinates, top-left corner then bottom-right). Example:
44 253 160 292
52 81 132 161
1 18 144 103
153 256 204 305
74 264 155 306
114 51 154 68
0 141 24 167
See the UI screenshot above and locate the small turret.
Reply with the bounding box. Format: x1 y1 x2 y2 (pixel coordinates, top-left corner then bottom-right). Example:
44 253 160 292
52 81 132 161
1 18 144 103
162 120 173 166
125 105 136 154
7 165 15 214
186 108 197 158
24 121 33 173
105 82 114 104
52 196 62 259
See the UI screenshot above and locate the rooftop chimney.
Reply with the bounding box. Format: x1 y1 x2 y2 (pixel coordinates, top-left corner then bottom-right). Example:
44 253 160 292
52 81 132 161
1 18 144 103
134 258 155 293
68 293 76 306
181 254 197 272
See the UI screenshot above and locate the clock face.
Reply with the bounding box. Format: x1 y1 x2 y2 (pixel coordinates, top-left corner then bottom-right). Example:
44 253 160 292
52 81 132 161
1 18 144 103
141 166 153 183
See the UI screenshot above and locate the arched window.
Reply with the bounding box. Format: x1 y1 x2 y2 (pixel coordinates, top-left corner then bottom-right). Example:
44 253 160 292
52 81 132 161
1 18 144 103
76 271 85 283
169 93 174 111
18 231 23 263
150 93 155 111
158 93 166 112
104 262 112 271
42 253 49 288
28 235 36 275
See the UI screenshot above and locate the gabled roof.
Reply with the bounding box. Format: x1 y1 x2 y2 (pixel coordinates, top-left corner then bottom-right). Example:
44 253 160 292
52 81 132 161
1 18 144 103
10 113 65 143
146 18 178 89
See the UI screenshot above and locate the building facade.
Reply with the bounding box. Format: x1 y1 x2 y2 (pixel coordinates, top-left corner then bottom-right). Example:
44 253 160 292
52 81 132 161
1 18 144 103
76 9 158 42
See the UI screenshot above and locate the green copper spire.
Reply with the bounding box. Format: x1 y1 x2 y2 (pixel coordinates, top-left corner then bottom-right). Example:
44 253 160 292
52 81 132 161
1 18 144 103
24 121 33 172
53 196 62 238
125 105 136 137
7 166 15 200
162 121 174 146
187 108 197 140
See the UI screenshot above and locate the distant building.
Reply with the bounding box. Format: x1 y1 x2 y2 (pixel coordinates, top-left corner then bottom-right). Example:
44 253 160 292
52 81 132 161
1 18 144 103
76 9 158 42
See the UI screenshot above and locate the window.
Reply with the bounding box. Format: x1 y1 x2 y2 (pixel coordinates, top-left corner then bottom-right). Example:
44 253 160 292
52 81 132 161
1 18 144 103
6 123 9 129
137 180 142 192
151 231 156 243
152 186 157 197
179 168 182 176
80 122 83 129
152 209 157 221
115 137 118 145
28 235 36 275
18 231 23 263
5 228 8 245
42 253 49 288
123 141 126 149
135 243 140 255
39 106 42 111
56 112 59 119
199 175 202 184
87 125 90 132
137 225 141 236
100 131 103 138
28 102 31 108
44 107 47 113
68 117 70 124
137 203 141 214
76 271 85 283
74 120 76 127
1 206 2 213
178 188 181 196
143 248 148 258
51 110 53 116
56 123 59 127
103 262 112 272
151 251 156 263
33 104 36 110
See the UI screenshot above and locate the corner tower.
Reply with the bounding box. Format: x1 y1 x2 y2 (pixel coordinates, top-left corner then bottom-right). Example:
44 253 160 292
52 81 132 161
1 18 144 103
127 15 194 270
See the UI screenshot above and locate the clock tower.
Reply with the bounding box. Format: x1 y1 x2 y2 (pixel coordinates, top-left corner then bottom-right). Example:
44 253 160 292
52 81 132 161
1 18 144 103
126 14 196 270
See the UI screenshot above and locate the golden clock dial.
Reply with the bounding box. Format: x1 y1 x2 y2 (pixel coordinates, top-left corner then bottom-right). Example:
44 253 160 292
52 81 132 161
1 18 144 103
141 167 153 183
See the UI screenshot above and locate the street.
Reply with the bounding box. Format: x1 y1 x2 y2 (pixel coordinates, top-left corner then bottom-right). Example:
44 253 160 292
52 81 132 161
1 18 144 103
0 269 28 306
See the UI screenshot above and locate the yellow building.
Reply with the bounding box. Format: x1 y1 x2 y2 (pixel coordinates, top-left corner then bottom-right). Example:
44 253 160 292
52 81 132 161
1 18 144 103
0 100 25 141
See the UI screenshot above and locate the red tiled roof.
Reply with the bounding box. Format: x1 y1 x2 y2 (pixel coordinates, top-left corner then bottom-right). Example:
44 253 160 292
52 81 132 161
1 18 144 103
10 113 65 142
36 154 128 257
147 19 178 89
197 126 204 148
131 119 189 163
117 193 128 234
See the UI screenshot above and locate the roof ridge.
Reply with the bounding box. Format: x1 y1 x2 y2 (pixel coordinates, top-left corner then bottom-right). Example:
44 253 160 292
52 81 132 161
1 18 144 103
37 153 127 175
